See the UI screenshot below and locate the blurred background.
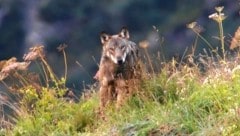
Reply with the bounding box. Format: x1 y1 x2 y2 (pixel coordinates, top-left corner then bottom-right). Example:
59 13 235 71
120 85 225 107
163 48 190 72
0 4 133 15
0 0 239 90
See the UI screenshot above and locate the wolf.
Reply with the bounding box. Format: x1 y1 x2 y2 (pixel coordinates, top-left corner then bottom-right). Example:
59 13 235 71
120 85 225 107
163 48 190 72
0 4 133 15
96 27 142 109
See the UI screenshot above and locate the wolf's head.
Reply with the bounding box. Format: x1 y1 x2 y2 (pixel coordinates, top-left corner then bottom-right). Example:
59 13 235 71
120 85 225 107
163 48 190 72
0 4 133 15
100 27 130 65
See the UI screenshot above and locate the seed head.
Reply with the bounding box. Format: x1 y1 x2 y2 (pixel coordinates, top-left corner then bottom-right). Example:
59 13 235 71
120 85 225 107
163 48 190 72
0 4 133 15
23 45 45 61
215 6 224 13
209 6 226 23
139 41 149 49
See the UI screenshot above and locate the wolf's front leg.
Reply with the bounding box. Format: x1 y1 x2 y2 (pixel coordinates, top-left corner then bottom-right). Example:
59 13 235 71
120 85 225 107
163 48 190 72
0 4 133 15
99 86 108 109
99 77 110 109
116 79 128 109
100 77 115 109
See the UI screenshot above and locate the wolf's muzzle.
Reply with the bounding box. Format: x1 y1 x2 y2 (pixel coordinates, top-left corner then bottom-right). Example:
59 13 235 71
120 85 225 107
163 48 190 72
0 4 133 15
117 59 123 65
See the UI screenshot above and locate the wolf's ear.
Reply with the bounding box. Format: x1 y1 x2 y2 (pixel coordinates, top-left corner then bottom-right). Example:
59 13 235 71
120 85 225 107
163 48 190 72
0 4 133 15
100 32 110 44
119 27 129 39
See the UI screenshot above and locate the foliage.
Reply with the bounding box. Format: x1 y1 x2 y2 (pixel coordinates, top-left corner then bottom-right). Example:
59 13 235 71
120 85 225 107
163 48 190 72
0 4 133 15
0 45 98 135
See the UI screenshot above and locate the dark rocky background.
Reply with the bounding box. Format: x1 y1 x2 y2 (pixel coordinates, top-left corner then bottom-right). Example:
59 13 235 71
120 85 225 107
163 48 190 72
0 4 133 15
0 0 239 90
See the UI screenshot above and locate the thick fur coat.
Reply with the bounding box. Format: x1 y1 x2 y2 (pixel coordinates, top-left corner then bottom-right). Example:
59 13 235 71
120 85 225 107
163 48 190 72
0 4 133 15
96 28 142 109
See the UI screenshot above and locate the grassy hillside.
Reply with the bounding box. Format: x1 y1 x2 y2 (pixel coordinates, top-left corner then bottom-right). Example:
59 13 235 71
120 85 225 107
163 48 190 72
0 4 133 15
1 6 240 136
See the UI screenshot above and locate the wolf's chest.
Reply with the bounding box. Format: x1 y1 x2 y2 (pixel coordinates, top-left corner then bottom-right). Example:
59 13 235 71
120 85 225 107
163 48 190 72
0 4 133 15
114 63 134 79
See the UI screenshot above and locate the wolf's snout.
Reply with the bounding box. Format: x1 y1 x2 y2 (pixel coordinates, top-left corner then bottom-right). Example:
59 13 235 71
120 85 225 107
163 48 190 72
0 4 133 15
117 59 123 65
116 56 124 65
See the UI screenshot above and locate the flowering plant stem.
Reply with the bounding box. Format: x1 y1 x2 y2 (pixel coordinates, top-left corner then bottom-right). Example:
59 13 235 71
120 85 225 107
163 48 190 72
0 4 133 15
218 21 225 61
192 29 214 50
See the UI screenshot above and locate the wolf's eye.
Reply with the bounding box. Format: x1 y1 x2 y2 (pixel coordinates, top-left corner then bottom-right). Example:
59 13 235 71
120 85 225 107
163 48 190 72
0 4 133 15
120 46 125 50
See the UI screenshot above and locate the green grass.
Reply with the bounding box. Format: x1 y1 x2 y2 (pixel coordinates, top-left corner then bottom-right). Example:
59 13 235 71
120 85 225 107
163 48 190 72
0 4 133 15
1 48 240 136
